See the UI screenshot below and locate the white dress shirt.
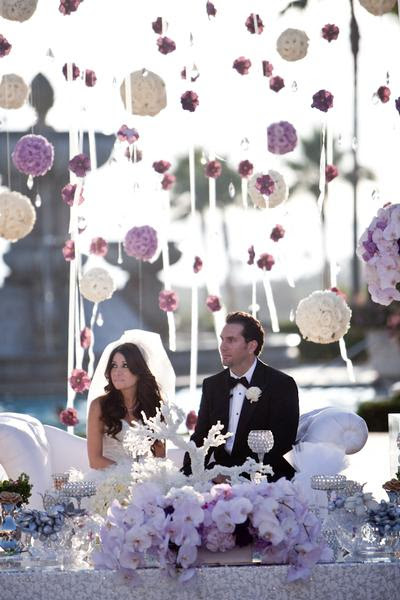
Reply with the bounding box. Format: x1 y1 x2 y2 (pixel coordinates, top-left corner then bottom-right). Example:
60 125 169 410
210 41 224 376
225 359 257 454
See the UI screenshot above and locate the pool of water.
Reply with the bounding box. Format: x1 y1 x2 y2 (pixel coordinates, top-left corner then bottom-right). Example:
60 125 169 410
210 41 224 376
0 385 377 437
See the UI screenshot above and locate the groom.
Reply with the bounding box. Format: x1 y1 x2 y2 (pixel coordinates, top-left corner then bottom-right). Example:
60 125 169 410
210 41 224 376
183 311 299 481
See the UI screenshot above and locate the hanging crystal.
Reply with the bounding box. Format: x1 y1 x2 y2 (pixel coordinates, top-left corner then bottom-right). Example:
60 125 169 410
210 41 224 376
386 71 390 85
240 137 250 151
200 151 207 165
27 174 34 190
34 194 42 207
351 137 358 150
291 81 298 92
117 240 123 264
46 48 55 58
96 312 104 327
372 189 380 201
289 309 295 322
228 182 236 198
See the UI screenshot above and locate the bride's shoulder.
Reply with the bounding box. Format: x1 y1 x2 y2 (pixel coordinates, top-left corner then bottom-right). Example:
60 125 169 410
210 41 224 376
88 396 105 416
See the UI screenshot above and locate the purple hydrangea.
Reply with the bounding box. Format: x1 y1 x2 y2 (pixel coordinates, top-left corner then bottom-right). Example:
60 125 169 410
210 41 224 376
321 24 339 42
267 121 297 155
12 134 54 176
257 253 275 271
269 76 285 93
181 90 199 112
157 36 176 55
68 153 91 177
205 160 222 178
124 225 158 261
0 35 12 58
61 183 84 206
245 14 263 35
85 69 97 87
233 56 252 75
238 160 254 178
206 2 216 17
255 174 275 195
117 125 139 144
159 289 179 312
270 224 285 242
206 295 222 312
152 160 171 174
311 89 334 112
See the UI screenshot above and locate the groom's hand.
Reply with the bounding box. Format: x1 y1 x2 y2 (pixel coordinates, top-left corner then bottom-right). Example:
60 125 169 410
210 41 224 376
212 474 230 484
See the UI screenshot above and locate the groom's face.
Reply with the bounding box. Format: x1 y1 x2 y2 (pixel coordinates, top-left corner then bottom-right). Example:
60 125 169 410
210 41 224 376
219 323 257 371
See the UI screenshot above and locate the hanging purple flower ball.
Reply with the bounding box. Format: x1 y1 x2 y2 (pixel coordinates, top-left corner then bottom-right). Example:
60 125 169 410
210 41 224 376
205 160 222 178
117 125 139 144
247 245 255 265
181 90 199 112
321 24 340 42
325 164 339 182
270 225 285 242
12 134 54 176
245 14 264 35
59 0 82 15
80 326 92 349
255 174 275 196
152 17 163 34
262 61 273 77
238 160 254 178
270 76 285 93
62 239 75 261
206 2 217 17
395 97 400 114
161 174 176 190
193 255 203 273
206 295 222 312
267 121 297 155
153 160 171 174
124 225 158 261
90 237 108 257
159 290 179 312
157 36 176 55
0 35 12 58
85 69 97 87
257 253 275 271
61 183 84 206
68 153 91 177
62 63 80 81
377 86 391 103
311 89 334 112
233 57 252 75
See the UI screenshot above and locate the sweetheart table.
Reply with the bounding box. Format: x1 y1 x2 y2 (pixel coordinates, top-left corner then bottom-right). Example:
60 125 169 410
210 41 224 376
0 561 399 600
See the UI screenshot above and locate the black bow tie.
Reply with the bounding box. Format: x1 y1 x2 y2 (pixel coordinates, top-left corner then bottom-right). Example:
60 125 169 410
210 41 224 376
228 376 250 390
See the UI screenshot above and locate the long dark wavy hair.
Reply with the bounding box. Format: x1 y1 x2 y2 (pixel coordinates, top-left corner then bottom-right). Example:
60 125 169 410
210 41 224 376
99 343 163 438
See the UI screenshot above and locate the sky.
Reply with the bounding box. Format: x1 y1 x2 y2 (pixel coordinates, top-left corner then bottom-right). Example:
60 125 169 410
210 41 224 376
1 0 400 295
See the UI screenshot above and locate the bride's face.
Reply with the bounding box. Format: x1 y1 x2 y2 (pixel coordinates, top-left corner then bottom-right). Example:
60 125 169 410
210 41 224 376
110 352 138 393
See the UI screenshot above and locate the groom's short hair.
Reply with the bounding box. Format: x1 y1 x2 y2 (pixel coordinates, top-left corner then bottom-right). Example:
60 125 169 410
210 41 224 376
225 311 264 356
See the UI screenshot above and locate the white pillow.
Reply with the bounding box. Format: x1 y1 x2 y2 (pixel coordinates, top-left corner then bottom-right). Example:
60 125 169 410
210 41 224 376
0 412 52 508
299 407 368 454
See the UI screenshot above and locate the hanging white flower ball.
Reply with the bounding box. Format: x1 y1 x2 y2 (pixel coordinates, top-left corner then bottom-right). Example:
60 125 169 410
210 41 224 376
359 0 396 16
80 268 115 303
120 69 167 117
295 290 352 344
0 0 38 22
0 74 29 109
248 170 288 208
276 28 309 62
0 190 36 241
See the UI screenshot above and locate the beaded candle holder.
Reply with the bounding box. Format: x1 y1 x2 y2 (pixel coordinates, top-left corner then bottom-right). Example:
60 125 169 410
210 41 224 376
247 430 274 463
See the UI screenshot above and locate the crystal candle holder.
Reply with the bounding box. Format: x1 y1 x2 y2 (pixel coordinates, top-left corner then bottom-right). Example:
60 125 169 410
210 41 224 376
310 474 346 502
247 430 274 463
60 481 96 513
52 473 70 491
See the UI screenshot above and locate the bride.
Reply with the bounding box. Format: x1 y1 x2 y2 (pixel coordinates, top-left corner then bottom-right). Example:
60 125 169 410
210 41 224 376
86 330 175 470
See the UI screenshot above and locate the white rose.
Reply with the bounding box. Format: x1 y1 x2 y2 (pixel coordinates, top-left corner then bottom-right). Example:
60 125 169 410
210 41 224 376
245 386 262 403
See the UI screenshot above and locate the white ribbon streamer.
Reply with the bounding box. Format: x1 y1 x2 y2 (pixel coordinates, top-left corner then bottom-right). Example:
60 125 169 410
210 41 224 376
161 191 176 352
241 178 248 209
317 122 327 215
339 337 356 383
189 143 199 395
87 302 99 378
262 270 280 333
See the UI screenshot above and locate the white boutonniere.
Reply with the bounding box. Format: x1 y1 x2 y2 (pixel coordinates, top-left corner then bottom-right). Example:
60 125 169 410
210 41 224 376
245 386 262 403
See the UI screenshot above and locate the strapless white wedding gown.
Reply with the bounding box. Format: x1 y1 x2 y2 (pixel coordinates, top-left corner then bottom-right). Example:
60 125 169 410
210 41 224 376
102 419 132 465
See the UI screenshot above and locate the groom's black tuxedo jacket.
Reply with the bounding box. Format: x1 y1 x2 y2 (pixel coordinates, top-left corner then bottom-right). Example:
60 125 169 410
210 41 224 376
183 359 299 481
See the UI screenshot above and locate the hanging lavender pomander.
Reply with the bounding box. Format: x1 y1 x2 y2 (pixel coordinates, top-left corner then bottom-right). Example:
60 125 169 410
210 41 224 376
12 134 54 177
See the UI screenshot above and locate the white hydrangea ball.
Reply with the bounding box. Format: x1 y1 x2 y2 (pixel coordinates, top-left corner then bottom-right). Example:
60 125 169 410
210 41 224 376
80 268 115 303
0 190 36 241
359 0 396 16
0 0 38 22
295 290 352 344
248 170 288 208
120 70 167 116
276 28 309 62
0 74 29 109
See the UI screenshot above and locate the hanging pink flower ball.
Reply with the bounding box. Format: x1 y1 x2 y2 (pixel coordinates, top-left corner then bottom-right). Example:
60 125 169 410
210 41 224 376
59 407 79 426
255 174 275 196
69 368 91 393
85 69 97 87
270 225 285 242
321 24 340 42
90 237 108 256
153 160 171 174
62 239 75 261
262 61 273 77
257 253 275 271
325 164 339 182
247 245 255 265
68 153 91 177
233 57 252 75
267 121 297 155
205 160 222 178
185 410 198 430
238 160 254 178
206 2 216 17
124 225 158 261
157 36 176 55
181 90 199 112
12 134 54 176
80 326 92 349
269 76 285 93
59 0 82 15
152 17 163 34
0 35 12 57
206 295 222 312
61 183 84 206
62 63 80 81
311 89 334 112
245 14 263 35
159 290 179 312
161 174 176 190
193 255 203 273
377 86 391 103
117 125 139 144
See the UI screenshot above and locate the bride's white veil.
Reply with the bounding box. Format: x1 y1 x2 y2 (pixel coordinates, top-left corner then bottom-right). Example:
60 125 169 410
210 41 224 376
86 329 176 415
